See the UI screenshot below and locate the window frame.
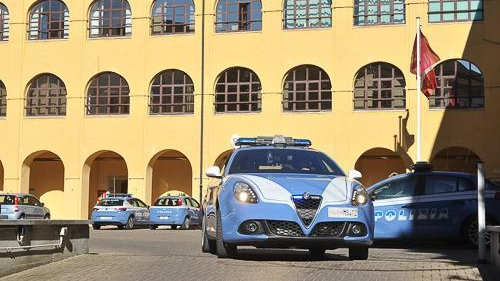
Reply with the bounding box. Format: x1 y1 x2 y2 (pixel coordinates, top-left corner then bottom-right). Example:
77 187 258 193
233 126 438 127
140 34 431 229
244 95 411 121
86 72 130 115
283 0 332 29
354 0 406 26
215 0 262 32
89 0 132 38
149 69 195 115
28 0 69 40
151 0 195 35
25 73 67 117
214 67 262 113
353 62 406 110
428 0 484 22
0 3 9 41
0 80 6 117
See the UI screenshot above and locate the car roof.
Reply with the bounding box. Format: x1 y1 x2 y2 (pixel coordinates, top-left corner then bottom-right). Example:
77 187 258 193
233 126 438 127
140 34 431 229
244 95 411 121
366 170 475 189
0 193 33 196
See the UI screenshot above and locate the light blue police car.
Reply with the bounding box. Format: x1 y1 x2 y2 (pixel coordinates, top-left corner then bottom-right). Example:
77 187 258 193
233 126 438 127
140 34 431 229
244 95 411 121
366 162 500 245
149 194 201 230
91 194 150 230
201 135 374 259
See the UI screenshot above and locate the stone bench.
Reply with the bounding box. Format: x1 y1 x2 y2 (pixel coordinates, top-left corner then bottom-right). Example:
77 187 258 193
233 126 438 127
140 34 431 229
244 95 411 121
487 225 500 271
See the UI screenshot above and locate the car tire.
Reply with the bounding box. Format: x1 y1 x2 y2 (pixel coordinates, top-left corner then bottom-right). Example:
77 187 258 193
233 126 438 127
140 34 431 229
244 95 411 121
215 209 237 258
92 224 101 230
462 217 494 246
201 217 216 254
171 225 178 230
125 216 135 229
349 246 369 260
181 217 191 230
309 248 326 258
150 225 157 230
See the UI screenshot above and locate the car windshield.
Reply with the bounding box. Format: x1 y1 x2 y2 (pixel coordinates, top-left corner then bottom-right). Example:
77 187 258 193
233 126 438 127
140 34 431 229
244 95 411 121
154 197 183 206
0 195 16 205
228 148 345 176
97 199 124 206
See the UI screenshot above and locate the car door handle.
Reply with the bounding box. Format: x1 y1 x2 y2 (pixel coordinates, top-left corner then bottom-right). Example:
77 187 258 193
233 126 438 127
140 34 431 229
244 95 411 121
401 204 415 209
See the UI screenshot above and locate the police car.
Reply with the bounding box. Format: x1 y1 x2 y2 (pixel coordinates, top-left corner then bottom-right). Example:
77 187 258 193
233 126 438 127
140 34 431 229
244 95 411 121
91 194 150 230
149 194 201 230
201 135 374 259
366 162 500 245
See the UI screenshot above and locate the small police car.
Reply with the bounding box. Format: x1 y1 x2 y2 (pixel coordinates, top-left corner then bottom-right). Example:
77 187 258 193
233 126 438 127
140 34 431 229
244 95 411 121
366 162 500 245
149 194 201 230
91 194 150 230
201 135 374 259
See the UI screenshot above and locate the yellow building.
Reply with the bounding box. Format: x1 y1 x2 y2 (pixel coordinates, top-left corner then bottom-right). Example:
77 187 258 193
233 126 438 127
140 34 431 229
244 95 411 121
0 0 498 219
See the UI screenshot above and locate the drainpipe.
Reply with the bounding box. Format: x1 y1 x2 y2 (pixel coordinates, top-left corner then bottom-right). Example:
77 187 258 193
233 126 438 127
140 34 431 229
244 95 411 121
199 0 206 204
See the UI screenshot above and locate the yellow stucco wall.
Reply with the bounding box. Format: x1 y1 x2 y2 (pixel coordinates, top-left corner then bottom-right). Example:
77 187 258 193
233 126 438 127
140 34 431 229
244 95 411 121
0 1 499 219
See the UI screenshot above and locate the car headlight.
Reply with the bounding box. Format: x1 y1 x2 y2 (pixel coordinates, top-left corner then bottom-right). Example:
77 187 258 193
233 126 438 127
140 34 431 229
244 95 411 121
351 186 368 206
233 182 258 203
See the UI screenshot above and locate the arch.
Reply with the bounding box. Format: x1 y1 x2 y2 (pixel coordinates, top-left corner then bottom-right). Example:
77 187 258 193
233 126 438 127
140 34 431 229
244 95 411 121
283 0 332 29
26 73 67 116
430 59 484 109
21 151 65 218
147 150 193 203
430 146 482 173
28 0 69 40
215 0 262 32
0 3 9 41
282 64 332 112
151 0 195 35
354 147 407 187
149 69 194 114
83 150 128 217
214 66 262 113
353 62 406 110
86 71 130 115
89 0 132 37
0 79 6 117
213 149 233 169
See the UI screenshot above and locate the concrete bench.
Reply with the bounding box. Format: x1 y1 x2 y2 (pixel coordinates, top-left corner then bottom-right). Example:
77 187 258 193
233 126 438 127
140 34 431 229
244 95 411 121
487 225 500 271
0 220 90 278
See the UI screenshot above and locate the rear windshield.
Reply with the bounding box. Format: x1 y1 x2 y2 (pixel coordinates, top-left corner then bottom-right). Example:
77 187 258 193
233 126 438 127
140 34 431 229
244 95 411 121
154 197 183 206
97 199 124 206
0 195 16 205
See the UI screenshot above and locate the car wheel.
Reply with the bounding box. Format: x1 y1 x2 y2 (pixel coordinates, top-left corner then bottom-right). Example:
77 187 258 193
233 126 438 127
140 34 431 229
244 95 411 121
92 224 101 230
125 216 135 229
150 225 157 230
349 246 369 260
309 248 326 258
462 217 494 246
216 209 237 258
171 225 178 230
181 217 191 230
201 217 216 254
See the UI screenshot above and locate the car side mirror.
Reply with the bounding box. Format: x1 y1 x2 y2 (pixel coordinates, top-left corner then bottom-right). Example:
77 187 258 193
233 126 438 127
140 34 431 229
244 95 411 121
370 193 376 201
206 166 222 179
347 169 362 181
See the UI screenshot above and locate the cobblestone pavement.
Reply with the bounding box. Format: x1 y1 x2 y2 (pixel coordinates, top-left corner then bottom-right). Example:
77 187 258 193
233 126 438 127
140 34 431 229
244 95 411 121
1 227 498 281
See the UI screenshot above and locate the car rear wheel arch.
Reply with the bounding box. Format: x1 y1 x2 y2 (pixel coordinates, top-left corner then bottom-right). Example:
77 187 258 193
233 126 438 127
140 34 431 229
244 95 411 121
461 214 497 246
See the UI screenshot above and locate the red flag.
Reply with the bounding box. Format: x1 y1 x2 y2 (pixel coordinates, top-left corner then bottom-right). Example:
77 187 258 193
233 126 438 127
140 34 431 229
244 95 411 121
410 30 440 97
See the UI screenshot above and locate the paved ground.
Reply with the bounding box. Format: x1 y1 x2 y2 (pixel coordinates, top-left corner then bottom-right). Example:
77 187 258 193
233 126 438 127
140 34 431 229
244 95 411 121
1 227 499 281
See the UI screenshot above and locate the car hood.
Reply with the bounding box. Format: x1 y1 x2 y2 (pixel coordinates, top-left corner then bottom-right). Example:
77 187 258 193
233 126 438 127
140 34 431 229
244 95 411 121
231 174 350 203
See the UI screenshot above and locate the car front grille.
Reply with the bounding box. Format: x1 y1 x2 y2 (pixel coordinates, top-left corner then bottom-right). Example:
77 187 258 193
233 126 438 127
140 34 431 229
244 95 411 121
267 220 305 237
310 222 346 237
292 195 322 227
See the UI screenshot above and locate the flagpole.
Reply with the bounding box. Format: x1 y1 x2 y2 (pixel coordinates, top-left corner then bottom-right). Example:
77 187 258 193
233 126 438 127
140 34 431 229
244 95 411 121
416 17 422 162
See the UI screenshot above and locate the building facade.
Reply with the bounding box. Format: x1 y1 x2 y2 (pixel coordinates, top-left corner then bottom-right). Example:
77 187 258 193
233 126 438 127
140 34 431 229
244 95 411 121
0 0 498 219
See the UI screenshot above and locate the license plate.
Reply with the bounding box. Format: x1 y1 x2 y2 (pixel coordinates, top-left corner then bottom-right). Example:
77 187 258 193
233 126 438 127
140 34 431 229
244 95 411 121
100 216 112 220
328 207 358 218
160 216 169 220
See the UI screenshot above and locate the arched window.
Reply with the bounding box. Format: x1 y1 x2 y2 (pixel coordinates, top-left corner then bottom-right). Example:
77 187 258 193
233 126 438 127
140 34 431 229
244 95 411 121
354 0 405 26
150 69 194 114
0 80 6 116
26 74 67 116
86 72 130 115
428 0 483 22
151 0 195 35
354 62 406 110
89 0 132 38
283 65 331 112
215 0 262 32
0 3 9 41
430 59 484 109
215 67 261 113
28 0 69 40
283 0 331 29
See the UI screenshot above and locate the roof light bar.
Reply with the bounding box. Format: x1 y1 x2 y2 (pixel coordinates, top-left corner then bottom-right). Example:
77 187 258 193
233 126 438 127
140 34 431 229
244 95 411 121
234 135 311 147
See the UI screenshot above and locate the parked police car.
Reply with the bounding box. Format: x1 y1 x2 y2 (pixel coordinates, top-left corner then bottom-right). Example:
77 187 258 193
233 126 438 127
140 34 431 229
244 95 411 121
366 162 500 245
201 135 374 259
91 194 150 230
149 194 201 230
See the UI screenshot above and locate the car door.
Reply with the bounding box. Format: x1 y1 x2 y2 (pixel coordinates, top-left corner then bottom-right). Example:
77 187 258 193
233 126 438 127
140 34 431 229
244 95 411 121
414 174 475 239
189 198 201 224
29 196 45 219
135 198 150 224
19 196 35 219
371 175 421 239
